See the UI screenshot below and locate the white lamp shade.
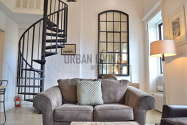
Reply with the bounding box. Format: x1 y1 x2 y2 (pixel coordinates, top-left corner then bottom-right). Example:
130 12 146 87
150 40 176 57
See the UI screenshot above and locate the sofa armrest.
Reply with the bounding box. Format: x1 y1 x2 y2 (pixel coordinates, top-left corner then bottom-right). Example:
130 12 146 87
124 86 155 110
33 86 62 125
162 105 187 118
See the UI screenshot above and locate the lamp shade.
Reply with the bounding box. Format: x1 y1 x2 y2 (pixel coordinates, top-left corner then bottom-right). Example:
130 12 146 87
150 40 176 57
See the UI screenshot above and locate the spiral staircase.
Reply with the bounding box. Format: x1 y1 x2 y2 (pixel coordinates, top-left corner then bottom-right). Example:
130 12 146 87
17 0 68 102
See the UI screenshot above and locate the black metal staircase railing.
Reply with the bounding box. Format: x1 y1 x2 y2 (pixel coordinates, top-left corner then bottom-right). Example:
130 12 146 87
17 0 68 101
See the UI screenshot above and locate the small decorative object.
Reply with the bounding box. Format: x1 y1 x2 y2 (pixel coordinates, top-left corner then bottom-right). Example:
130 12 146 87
61 44 76 55
170 6 187 46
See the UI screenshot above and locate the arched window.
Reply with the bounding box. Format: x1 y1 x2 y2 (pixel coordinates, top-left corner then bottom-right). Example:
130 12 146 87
98 10 129 77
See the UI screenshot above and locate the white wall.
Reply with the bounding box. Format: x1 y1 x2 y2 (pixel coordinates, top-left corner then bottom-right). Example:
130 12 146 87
0 0 16 11
45 1 82 89
162 0 187 105
0 9 19 111
143 0 159 16
0 31 5 79
0 0 42 15
16 0 43 9
44 0 146 89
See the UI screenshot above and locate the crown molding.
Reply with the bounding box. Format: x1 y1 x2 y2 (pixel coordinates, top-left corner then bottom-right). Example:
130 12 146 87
142 0 162 22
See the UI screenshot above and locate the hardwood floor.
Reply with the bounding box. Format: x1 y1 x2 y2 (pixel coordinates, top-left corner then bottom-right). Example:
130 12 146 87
0 106 42 125
146 110 162 125
0 106 161 125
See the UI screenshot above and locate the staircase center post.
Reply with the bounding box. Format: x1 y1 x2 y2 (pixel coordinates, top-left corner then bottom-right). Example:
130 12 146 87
40 0 49 92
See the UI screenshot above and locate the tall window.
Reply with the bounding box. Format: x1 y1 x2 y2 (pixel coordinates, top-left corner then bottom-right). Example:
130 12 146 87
147 11 163 91
98 10 129 77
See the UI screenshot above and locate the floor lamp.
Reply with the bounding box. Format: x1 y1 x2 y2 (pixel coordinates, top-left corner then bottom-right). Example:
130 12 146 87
150 40 176 104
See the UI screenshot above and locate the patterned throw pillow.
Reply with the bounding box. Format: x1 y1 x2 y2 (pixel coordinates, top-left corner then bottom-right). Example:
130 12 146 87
77 80 104 105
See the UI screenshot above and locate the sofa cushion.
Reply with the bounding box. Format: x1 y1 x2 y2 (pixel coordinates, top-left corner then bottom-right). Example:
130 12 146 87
77 80 104 105
94 104 134 121
163 117 187 125
58 79 79 103
54 104 93 122
101 79 128 103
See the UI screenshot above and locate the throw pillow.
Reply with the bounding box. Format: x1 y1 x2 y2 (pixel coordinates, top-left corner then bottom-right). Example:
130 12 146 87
58 78 79 103
101 79 129 104
77 80 104 105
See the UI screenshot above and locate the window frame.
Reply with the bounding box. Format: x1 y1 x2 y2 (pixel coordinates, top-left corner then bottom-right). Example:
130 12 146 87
158 23 163 74
98 10 130 77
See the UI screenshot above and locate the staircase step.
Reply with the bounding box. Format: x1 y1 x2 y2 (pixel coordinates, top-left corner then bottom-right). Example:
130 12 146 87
33 59 46 65
46 39 66 43
44 51 57 57
46 33 65 38
17 85 42 88
22 68 43 73
18 92 38 95
24 99 33 102
47 27 64 32
45 44 64 49
46 19 57 27
19 77 44 80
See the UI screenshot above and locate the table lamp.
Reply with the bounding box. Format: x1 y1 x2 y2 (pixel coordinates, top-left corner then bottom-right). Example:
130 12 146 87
150 40 176 61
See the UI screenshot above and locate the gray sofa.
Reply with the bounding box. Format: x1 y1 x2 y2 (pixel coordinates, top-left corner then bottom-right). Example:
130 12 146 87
160 105 187 125
33 79 155 125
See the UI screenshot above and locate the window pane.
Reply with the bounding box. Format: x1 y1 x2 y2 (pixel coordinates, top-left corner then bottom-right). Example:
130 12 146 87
99 64 103 74
107 43 113 52
107 22 113 31
100 53 107 63
121 65 128 75
100 32 106 41
107 53 114 63
121 33 128 42
114 43 120 52
107 64 113 74
100 22 106 31
122 54 128 64
99 43 106 52
100 13 106 21
114 64 120 74
121 43 127 53
114 22 120 32
108 33 113 42
114 53 120 63
107 12 113 21
103 64 107 74
114 12 120 21
121 22 127 31
114 33 120 42
121 15 127 21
